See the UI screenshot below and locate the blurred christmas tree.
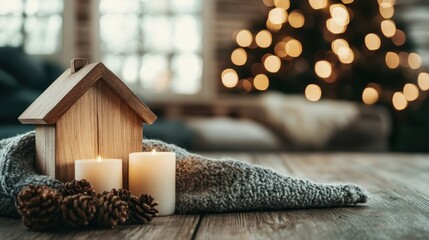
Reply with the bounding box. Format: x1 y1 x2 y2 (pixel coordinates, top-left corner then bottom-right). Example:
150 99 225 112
220 0 429 151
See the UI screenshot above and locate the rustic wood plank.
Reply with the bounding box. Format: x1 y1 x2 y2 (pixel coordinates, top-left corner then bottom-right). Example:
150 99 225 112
35 126 56 177
281 153 429 239
97 81 143 189
352 154 429 198
71 58 89 73
55 86 98 182
0 215 200 240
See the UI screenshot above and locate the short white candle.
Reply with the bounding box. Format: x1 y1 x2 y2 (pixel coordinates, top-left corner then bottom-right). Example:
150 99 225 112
75 157 122 193
129 150 176 216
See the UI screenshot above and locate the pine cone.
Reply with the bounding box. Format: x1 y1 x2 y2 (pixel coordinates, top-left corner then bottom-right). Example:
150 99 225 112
128 194 159 224
16 185 61 231
110 188 132 202
61 179 95 197
61 194 96 227
95 192 128 228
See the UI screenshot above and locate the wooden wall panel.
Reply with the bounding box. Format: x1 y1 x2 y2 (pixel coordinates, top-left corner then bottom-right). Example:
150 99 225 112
35 125 56 177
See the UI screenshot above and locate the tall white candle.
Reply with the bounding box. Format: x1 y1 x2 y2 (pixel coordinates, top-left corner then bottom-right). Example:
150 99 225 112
75 157 122 193
129 150 176 216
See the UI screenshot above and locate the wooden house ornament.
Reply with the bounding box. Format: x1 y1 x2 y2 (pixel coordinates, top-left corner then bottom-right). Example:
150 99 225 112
18 58 157 187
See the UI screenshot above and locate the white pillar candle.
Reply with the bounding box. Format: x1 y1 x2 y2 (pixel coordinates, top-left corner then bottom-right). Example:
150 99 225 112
129 150 176 216
75 157 122 193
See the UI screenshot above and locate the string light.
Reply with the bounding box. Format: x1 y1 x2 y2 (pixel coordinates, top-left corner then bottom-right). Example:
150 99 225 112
362 87 379 104
253 74 270 91
309 0 327 10
305 84 322 101
418 72 429 91
332 39 349 54
231 48 247 66
385 52 400 69
379 4 394 19
263 55 281 73
288 10 305 28
381 20 396 38
314 60 332 78
403 83 419 101
330 4 350 26
236 30 252 47
408 52 422 69
338 47 354 64
365 33 381 50
285 39 302 57
221 69 239 88
326 18 346 34
392 92 408 111
255 30 272 48
274 0 290 10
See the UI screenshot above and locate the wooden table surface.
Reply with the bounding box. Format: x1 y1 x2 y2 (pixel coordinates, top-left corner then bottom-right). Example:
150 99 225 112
1 153 429 240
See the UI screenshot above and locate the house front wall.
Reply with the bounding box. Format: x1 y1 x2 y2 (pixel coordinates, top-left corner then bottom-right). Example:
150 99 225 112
55 80 142 186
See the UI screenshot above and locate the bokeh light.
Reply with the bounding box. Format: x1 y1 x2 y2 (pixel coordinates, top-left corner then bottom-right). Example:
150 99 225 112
337 46 354 64
309 0 327 10
408 52 422 69
288 10 305 28
305 84 322 101
392 29 406 46
362 87 379 105
253 74 270 91
236 30 252 47
326 18 346 34
231 48 247 66
221 69 239 88
274 0 290 10
332 39 349 54
263 55 281 73
365 33 381 50
418 72 429 91
255 30 272 48
403 83 419 101
268 8 287 25
314 60 332 78
274 42 287 57
392 92 408 111
385 52 400 69
379 4 394 19
381 20 396 38
285 39 303 57
330 4 350 26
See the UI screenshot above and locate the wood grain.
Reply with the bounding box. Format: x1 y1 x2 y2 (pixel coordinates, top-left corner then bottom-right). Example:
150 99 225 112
96 81 143 189
55 85 98 182
35 125 56 177
71 58 89 73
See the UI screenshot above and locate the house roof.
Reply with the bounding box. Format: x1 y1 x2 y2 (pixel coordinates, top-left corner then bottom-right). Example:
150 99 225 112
19 62 157 125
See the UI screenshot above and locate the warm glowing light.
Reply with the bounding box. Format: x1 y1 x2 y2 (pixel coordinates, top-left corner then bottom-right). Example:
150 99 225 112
289 10 305 28
231 48 247 66
326 18 346 34
262 0 274 7
403 83 419 101
236 30 253 47
97 156 101 162
338 47 354 64
151 149 157 154
365 33 381 51
305 84 322 101
255 30 272 48
385 52 400 69
242 79 252 92
378 0 396 8
392 30 406 46
309 0 327 10
285 39 302 57
330 4 349 26
221 69 239 88
274 42 287 57
392 92 407 111
274 0 290 9
362 87 379 105
381 20 396 38
342 0 353 4
264 55 281 73
266 20 282 32
379 5 394 19
314 60 332 78
332 39 349 54
408 52 422 69
253 74 269 91
268 8 287 25
418 72 429 91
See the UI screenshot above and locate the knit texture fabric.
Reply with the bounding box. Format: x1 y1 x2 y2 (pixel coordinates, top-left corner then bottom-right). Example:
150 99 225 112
0 132 367 218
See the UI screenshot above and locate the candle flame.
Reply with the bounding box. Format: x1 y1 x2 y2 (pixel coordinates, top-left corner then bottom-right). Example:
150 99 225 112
97 156 101 162
152 149 156 154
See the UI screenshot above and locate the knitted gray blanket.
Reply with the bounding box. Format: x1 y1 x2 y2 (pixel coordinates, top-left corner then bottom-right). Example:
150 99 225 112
0 132 367 218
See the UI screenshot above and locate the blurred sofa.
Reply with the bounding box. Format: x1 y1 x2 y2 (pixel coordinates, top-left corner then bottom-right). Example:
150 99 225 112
0 47 391 151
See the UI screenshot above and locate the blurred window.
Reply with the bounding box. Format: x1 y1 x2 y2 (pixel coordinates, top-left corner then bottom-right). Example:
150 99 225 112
0 0 63 54
99 0 203 95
